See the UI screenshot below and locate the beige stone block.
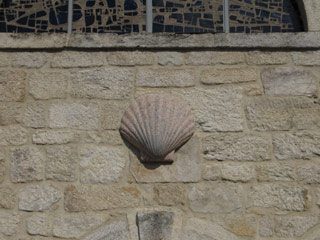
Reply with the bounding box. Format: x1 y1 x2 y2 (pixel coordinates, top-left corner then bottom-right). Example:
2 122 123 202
0 125 28 146
12 52 47 68
22 102 46 128
220 163 256 182
0 70 26 102
84 221 129 240
201 68 258 84
202 163 221 181
27 214 51 236
81 130 123 145
101 101 128 130
107 51 155 66
51 51 104 68
0 52 12 67
157 52 184 66
0 153 5 183
259 216 273 237
33 130 75 145
29 71 68 99
154 184 185 206
136 69 195 87
0 102 22 125
219 214 257 237
0 212 20 236
247 51 290 65
257 163 295 182
292 51 320 66
317 188 320 207
0 185 16 209
185 52 245 65
297 163 320 184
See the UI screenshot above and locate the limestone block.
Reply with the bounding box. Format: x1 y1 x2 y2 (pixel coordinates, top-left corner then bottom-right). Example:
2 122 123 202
202 163 221 181
64 185 140 212
51 51 104 68
27 214 51 236
101 101 129 130
0 70 26 102
136 69 195 87
292 51 320 66
18 183 62 211
46 146 77 182
218 214 257 237
70 69 134 99
22 102 46 128
201 68 258 84
188 183 242 213
12 52 47 68
317 188 320 207
0 103 22 125
10 146 44 183
49 102 99 130
0 52 12 67
297 163 320 184
261 67 318 97
33 130 75 145
0 125 28 146
256 163 295 182
0 185 16 209
81 130 123 145
0 212 20 236
0 153 5 183
259 216 273 237
202 133 270 161
107 51 155 66
220 163 255 182
84 221 129 240
79 145 126 184
154 184 185 206
246 51 290 65
29 71 68 99
185 52 245 65
157 52 183 66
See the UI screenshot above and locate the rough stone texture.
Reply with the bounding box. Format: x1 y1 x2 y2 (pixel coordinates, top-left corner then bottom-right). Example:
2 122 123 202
297 163 320 184
0 212 20 236
0 70 26 102
317 188 320 207
64 185 140 212
29 71 68 99
136 69 195 87
83 221 129 240
185 52 245 65
10 146 44 183
175 88 243 132
182 218 239 240
0 103 22 125
202 163 221 181
273 132 320 160
0 186 16 209
247 184 308 211
0 153 5 183
246 97 320 131
27 214 51 236
154 184 185 206
201 68 258 85
157 52 183 66
304 228 320 240
247 51 290 65
0 52 12 67
202 133 270 161
261 67 318 97
259 216 273 237
220 163 255 182
33 130 75 145
51 51 104 68
107 51 154 66
12 52 47 68
292 51 320 66
46 146 77 182
22 102 46 128
130 136 201 183
305 0 320 32
81 130 123 145
0 125 28 146
49 102 99 130
18 184 62 211
257 163 295 182
79 145 126 184
274 215 319 237
218 214 257 237
53 214 106 239
70 69 134 99
137 211 174 240
101 101 128 130
188 183 242 213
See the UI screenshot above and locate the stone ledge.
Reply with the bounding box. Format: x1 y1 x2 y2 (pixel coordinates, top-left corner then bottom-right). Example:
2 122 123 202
0 32 320 49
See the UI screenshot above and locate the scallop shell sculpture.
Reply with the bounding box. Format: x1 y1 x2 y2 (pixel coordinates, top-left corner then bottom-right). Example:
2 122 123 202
119 94 195 163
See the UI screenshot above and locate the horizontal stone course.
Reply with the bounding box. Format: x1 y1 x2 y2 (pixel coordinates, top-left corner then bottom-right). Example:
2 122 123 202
107 51 155 66
185 52 245 65
51 51 104 68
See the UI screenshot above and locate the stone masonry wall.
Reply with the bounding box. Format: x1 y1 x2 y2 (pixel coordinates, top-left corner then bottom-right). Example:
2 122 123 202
0 33 320 240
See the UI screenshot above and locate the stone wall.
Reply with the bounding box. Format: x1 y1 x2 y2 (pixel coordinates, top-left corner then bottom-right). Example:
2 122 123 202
0 32 320 240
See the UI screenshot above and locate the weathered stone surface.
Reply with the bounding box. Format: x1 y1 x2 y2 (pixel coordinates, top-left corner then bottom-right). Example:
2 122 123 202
154 184 185 206
247 183 308 211
10 146 44 183
317 188 320 207
18 183 62 211
273 132 320 160
157 52 183 66
297 163 320 184
304 228 320 240
27 214 51 236
174 88 243 132
22 102 46 128
0 212 20 236
29 71 68 99
0 153 5 183
275 215 319 237
53 214 106 239
221 163 255 182
33 130 75 145
64 185 140 212
84 221 129 240
79 145 126 184
0 102 21 125
0 52 12 67
185 52 245 65
0 125 28 146
247 51 290 65
202 163 221 181
0 70 26 102
201 68 258 85
70 69 134 99
182 218 239 240
81 130 123 145
0 186 16 209
130 136 201 183
188 183 242 213
246 97 320 131
257 163 295 182
136 69 195 87
101 101 128 130
261 67 318 97
51 51 104 68
137 211 174 240
107 51 154 66
49 102 99 130
12 52 47 68
46 146 77 182
202 133 270 161
292 51 320 66
244 83 263 96
259 216 273 237
218 214 257 237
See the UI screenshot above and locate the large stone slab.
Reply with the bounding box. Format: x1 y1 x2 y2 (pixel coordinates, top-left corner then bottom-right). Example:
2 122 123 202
84 221 129 240
297 163 320 184
185 52 245 65
33 130 75 145
107 51 155 66
51 51 104 68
